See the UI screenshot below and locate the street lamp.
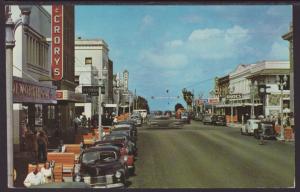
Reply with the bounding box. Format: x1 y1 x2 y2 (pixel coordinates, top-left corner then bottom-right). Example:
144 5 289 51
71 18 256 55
97 78 105 140
5 5 32 187
230 86 235 123
249 80 258 119
113 80 120 116
277 75 288 141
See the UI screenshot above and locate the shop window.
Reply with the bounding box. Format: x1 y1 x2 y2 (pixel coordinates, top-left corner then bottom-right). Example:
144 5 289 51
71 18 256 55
48 105 55 120
85 57 92 65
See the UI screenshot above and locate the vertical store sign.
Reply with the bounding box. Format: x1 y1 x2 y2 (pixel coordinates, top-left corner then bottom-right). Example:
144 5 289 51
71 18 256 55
52 5 63 80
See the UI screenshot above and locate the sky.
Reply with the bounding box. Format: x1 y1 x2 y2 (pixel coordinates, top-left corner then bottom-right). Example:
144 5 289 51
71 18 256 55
75 5 292 111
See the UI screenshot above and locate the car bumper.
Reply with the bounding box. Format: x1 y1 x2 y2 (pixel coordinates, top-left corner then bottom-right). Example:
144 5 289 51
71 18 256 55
92 183 124 188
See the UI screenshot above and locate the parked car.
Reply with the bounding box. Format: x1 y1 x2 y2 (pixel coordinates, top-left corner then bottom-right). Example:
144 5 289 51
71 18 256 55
253 122 276 140
194 113 203 121
103 133 137 156
130 115 142 126
94 140 135 175
241 119 261 135
111 124 137 144
212 115 226 126
202 114 213 125
73 145 127 188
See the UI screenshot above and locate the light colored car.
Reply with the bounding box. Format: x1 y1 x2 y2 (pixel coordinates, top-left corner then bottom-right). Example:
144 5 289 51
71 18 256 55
241 119 261 135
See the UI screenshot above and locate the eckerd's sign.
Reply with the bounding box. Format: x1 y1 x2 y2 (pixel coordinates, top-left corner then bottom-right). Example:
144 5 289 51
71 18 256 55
51 5 63 80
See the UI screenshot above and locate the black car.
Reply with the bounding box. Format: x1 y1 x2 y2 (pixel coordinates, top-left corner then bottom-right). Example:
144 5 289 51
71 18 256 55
111 125 137 143
253 122 276 140
103 133 137 156
74 145 127 188
212 115 226 126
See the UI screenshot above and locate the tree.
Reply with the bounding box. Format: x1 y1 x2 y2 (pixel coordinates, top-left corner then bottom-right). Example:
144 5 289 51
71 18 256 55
175 103 184 112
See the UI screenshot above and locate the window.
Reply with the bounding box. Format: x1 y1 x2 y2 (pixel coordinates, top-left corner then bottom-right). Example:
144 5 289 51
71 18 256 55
85 57 92 64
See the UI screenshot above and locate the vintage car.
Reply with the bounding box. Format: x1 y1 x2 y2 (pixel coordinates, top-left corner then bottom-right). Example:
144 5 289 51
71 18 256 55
212 115 226 126
181 112 191 124
73 145 127 188
241 119 261 135
202 114 213 125
103 133 137 156
129 115 142 126
94 140 135 175
253 122 276 140
111 124 137 144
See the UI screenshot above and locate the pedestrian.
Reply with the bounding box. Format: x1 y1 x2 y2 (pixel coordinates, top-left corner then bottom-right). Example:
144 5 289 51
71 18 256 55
257 124 265 145
40 161 53 183
30 130 39 163
73 115 81 134
113 116 118 125
37 130 48 163
23 164 45 187
290 112 295 133
58 139 66 152
81 114 87 128
87 117 91 129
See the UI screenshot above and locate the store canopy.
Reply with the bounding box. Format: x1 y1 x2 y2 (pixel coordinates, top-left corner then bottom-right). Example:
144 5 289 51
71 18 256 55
13 76 57 104
56 90 91 103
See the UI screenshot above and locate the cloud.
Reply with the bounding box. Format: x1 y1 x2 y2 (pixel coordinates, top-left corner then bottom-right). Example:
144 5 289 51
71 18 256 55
267 41 289 60
164 40 183 48
138 15 155 32
140 51 188 69
181 14 203 23
186 25 250 60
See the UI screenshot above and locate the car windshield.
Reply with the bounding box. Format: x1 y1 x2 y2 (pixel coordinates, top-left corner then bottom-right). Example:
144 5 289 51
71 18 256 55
82 151 117 164
103 135 127 141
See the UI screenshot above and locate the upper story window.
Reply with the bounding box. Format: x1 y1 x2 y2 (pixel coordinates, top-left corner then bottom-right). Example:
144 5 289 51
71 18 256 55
85 57 92 65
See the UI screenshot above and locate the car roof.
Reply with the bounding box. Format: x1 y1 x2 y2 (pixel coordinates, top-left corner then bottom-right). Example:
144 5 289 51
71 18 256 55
114 124 131 128
84 145 120 153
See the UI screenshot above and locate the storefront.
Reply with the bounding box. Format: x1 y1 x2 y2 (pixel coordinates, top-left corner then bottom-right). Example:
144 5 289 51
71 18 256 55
12 76 57 152
55 90 91 143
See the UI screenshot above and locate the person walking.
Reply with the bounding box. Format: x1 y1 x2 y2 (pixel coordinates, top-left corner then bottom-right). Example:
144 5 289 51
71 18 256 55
37 131 48 163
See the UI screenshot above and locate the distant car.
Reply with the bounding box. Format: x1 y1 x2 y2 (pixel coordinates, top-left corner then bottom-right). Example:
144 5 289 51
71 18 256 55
181 112 191 124
241 119 261 135
194 113 203 121
212 115 226 126
202 114 213 125
130 115 142 126
253 122 276 140
73 145 127 188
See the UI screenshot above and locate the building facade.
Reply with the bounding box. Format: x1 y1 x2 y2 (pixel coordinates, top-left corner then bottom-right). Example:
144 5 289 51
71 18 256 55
215 60 290 123
75 38 114 118
11 5 57 151
282 24 293 114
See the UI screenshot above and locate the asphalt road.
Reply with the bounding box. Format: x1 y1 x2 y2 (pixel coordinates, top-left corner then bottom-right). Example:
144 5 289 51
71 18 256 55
128 120 295 188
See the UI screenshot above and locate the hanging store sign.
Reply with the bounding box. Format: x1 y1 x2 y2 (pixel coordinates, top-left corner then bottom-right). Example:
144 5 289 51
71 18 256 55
13 77 57 104
51 4 63 80
208 98 219 104
82 86 99 96
226 94 242 100
56 90 90 103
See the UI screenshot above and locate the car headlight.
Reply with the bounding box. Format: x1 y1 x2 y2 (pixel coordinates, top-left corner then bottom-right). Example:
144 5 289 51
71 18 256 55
83 176 91 184
74 164 81 174
115 171 122 178
124 155 128 162
75 174 82 182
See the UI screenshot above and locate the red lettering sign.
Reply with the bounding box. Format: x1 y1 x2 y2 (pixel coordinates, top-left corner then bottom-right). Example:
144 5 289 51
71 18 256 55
52 5 63 80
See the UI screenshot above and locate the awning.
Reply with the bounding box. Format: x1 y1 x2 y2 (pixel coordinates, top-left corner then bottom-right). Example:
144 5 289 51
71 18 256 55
13 76 57 104
56 90 91 103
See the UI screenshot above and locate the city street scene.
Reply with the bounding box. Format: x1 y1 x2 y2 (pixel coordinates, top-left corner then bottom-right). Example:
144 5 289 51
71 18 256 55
4 4 295 189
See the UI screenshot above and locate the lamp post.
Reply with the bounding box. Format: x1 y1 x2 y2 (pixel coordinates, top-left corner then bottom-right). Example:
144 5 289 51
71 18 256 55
230 86 235 123
277 75 288 141
249 80 258 119
97 79 105 140
5 5 31 187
